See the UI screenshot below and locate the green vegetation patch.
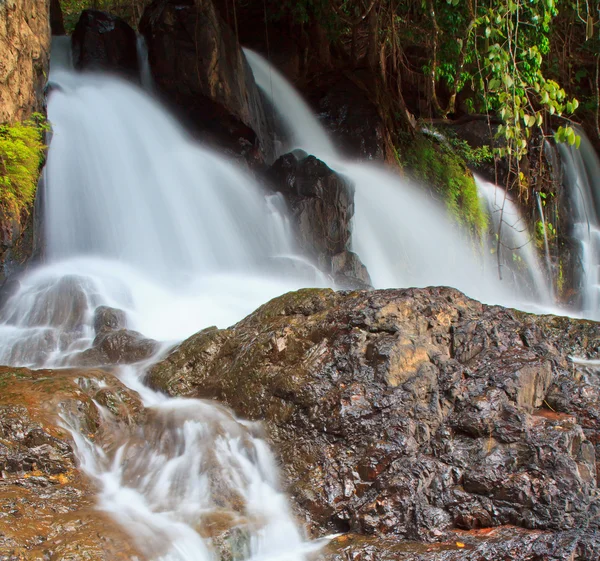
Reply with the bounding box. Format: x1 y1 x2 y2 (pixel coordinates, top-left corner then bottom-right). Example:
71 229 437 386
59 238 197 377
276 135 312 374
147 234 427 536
397 131 489 236
0 115 47 220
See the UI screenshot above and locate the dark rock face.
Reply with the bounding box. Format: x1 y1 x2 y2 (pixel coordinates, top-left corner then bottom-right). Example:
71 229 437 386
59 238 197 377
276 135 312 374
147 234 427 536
311 74 387 161
50 0 66 35
140 0 273 161
149 287 600 558
72 305 157 366
71 10 140 81
0 366 144 560
266 154 371 287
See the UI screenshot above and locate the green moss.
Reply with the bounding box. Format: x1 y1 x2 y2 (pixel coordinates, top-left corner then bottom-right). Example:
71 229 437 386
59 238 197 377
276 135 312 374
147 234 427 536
396 132 488 236
0 115 47 220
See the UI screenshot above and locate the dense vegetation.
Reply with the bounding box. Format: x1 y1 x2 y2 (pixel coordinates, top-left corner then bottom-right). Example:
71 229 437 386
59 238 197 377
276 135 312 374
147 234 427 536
59 0 598 165
0 115 47 220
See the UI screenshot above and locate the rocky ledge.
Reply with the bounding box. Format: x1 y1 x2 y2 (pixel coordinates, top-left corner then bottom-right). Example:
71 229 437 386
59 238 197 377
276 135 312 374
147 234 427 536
149 287 600 560
0 365 144 560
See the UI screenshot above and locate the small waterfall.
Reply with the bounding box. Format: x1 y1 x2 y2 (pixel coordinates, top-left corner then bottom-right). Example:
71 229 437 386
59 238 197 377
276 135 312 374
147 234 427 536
558 128 600 319
242 49 338 160
65 373 320 561
0 39 329 560
245 49 554 311
475 177 552 303
535 191 553 289
136 34 154 91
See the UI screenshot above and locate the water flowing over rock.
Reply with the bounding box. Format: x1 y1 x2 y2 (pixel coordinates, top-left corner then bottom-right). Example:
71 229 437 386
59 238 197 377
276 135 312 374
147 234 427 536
558 128 600 320
140 0 274 161
266 153 371 288
71 10 140 81
0 365 144 560
149 287 600 559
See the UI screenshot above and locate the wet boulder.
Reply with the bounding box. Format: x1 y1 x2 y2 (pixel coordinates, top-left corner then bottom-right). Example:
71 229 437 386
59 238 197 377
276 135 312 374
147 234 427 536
71 305 157 366
93 304 127 334
148 287 600 558
72 10 140 81
266 153 371 287
0 365 143 560
140 0 274 161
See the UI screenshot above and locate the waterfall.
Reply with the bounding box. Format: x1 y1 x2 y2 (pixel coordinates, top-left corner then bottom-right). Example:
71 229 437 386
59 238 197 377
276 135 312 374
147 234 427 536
476 177 552 303
0 38 330 560
244 48 554 312
558 128 600 319
1 63 328 367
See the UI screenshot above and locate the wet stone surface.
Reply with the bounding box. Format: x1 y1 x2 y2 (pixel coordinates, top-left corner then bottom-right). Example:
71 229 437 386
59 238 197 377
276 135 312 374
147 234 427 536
149 287 600 559
0 365 144 560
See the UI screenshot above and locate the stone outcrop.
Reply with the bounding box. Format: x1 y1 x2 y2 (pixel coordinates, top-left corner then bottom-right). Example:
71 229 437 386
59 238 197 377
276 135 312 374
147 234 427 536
149 287 600 559
0 365 144 560
266 153 371 288
71 305 158 367
140 0 274 161
0 0 51 124
71 10 140 81
310 73 388 162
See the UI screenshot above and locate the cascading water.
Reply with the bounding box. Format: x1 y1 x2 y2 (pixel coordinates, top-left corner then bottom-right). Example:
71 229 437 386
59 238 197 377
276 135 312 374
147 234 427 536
558 128 600 320
0 38 328 560
476 177 552 304
244 49 553 311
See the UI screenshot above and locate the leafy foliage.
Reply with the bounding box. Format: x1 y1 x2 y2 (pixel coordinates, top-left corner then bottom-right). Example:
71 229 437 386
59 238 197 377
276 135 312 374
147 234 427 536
0 115 47 218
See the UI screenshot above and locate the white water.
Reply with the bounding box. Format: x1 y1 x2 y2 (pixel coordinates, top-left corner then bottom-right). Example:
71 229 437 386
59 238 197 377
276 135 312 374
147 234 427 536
558 128 600 320
476 178 552 303
244 49 553 311
0 39 326 560
535 191 553 288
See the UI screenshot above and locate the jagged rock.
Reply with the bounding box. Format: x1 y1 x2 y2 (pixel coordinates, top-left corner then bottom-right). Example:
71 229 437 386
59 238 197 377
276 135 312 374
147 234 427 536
72 10 140 80
140 0 274 161
0 365 144 560
265 154 370 286
148 287 600 559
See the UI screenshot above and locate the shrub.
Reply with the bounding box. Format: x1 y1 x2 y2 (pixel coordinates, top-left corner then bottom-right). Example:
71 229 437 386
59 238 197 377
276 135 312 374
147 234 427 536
0 114 47 219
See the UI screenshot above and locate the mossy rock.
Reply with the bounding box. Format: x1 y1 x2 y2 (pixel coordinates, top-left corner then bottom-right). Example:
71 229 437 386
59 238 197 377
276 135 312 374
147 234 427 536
396 132 488 236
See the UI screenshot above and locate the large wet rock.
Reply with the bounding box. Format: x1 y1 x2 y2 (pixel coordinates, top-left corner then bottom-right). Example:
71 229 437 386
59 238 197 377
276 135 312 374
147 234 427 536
72 10 140 80
0 365 144 559
71 305 158 366
266 153 371 288
140 0 274 161
149 287 600 558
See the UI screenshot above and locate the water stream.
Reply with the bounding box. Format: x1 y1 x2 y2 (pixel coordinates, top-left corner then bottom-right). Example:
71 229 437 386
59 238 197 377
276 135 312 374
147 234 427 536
244 49 554 312
557 128 600 320
2 33 599 561
0 38 327 560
